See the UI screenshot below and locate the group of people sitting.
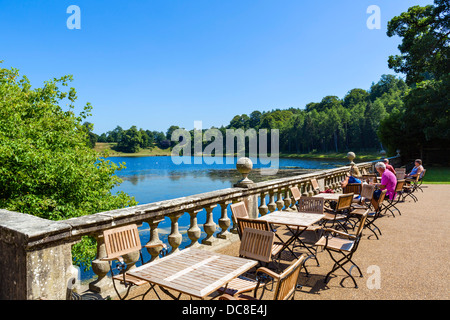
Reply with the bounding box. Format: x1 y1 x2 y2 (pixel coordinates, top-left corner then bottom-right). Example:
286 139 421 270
340 158 425 201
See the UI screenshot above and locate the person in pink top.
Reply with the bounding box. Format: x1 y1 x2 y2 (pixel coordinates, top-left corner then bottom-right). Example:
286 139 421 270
375 162 397 200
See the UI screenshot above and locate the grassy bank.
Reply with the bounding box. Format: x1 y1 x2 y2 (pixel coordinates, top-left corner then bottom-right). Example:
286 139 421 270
422 167 450 184
94 142 172 157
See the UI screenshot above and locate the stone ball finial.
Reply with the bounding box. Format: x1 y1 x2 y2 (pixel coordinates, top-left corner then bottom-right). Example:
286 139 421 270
234 157 254 188
347 152 356 166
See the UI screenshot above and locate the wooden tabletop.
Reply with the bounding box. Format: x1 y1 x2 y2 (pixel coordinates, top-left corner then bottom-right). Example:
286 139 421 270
313 193 357 201
127 248 258 299
258 211 324 227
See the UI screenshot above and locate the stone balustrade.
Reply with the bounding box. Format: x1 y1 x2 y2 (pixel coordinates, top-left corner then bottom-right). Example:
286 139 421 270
0 155 400 299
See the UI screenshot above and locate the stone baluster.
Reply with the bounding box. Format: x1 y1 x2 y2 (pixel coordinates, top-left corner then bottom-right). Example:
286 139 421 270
217 202 232 240
276 188 284 211
168 212 183 254
145 218 165 261
187 209 203 247
202 204 217 245
258 191 269 216
268 190 277 212
89 233 112 294
283 187 291 210
307 182 314 197
301 182 308 196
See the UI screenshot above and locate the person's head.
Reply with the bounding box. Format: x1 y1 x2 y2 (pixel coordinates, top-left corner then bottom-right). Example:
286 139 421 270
375 162 386 175
415 159 422 166
383 158 389 164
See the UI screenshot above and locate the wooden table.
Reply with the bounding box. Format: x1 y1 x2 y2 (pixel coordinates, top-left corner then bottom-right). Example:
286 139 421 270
127 248 258 300
258 211 324 271
313 193 347 201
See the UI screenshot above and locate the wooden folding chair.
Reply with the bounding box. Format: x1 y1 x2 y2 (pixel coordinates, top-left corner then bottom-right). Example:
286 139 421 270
383 180 405 217
395 168 406 180
364 190 387 239
294 196 325 268
101 224 166 300
236 217 284 264
289 185 302 210
323 193 354 232
218 227 283 298
218 254 307 300
352 184 376 210
310 178 321 194
230 202 250 237
315 212 368 288
343 183 362 196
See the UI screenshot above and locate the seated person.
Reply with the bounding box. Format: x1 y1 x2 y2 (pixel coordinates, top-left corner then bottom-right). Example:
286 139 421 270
405 159 424 180
340 164 362 188
383 158 396 175
374 162 397 200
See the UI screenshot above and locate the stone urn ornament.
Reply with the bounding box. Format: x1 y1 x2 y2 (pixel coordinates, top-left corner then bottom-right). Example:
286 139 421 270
347 152 356 166
234 157 254 188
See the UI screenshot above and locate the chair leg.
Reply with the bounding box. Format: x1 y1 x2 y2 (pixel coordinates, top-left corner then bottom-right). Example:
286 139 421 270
324 250 360 288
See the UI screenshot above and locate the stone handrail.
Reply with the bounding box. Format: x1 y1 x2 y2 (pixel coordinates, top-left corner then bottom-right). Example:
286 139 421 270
0 155 400 299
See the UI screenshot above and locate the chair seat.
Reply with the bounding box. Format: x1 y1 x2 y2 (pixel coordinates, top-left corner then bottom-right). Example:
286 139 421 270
315 235 355 253
218 275 258 296
350 208 369 216
112 273 148 286
306 224 322 231
322 212 347 221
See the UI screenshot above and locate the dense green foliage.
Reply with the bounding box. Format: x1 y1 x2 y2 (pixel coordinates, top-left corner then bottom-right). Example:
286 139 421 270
0 65 137 268
224 75 407 154
379 0 449 161
97 125 172 152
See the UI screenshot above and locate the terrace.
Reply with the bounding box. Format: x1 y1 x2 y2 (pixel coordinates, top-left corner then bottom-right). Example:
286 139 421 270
1 154 448 300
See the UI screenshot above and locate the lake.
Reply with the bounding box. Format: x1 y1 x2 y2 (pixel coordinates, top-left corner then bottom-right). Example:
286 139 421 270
79 156 348 280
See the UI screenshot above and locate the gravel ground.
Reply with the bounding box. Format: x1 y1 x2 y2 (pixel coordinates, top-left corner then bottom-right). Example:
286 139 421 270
122 184 450 300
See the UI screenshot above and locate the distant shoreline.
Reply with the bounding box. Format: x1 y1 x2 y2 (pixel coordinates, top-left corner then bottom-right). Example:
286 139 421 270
95 143 383 162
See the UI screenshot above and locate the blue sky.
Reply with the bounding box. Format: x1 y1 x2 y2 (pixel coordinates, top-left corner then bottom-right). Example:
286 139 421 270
0 0 434 135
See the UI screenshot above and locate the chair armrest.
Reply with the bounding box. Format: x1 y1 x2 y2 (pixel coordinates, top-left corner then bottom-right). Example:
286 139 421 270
144 243 167 249
101 255 124 262
256 267 281 281
322 228 356 240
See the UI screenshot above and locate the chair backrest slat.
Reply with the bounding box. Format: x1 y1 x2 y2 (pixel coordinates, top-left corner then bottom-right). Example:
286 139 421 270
103 224 142 260
236 217 270 235
297 196 324 214
360 184 375 200
289 186 302 202
343 183 362 195
274 254 306 300
310 178 320 192
337 193 354 211
230 202 249 223
395 180 405 192
239 228 274 263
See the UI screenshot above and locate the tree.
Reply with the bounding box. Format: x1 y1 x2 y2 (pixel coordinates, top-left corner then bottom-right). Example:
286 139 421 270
379 0 450 162
117 126 143 153
387 0 449 85
82 121 98 148
0 65 137 269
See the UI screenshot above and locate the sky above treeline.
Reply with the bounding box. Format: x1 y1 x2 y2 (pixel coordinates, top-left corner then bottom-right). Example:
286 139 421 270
0 0 434 134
